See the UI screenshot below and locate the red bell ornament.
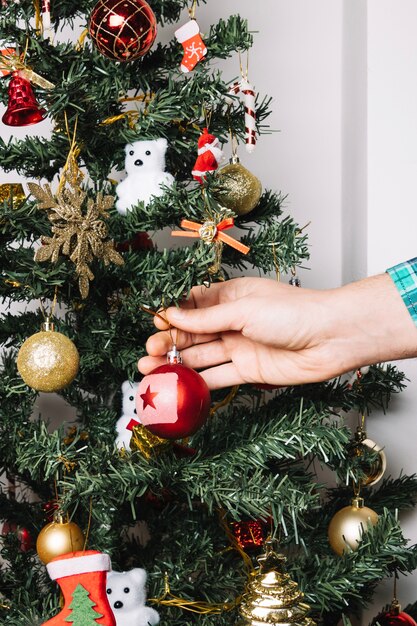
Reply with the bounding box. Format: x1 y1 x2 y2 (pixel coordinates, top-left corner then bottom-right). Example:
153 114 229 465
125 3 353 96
89 0 157 61
136 346 211 439
2 72 46 126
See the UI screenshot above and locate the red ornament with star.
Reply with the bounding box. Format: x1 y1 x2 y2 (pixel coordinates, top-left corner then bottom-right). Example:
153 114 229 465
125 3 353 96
135 346 211 439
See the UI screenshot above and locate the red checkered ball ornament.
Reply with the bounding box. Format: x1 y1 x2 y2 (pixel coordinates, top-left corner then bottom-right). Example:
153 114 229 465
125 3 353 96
136 346 211 440
89 0 157 61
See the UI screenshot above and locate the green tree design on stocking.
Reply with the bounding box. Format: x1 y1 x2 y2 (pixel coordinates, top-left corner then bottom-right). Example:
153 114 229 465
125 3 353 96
64 584 103 625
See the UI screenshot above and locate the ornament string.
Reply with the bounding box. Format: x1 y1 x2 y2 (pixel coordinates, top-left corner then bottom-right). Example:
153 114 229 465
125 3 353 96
149 572 240 614
188 0 197 20
210 385 239 418
139 305 177 347
39 286 58 321
58 113 82 193
82 497 93 552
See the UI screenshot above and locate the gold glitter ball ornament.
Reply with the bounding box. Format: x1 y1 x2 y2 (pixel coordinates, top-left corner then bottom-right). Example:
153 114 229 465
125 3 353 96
36 514 85 564
328 496 379 556
238 539 316 625
216 156 262 216
17 319 79 392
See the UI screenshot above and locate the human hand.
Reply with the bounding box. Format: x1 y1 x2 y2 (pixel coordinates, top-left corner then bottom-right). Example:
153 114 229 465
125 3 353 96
138 274 417 390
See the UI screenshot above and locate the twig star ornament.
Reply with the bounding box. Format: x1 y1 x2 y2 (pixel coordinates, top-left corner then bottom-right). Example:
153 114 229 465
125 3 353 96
29 159 123 299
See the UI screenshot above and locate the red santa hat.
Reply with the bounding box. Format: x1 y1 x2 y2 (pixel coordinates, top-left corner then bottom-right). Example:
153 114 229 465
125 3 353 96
197 127 219 152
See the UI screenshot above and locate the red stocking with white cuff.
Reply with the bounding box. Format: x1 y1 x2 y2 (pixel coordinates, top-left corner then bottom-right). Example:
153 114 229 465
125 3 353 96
175 19 207 73
41 550 116 626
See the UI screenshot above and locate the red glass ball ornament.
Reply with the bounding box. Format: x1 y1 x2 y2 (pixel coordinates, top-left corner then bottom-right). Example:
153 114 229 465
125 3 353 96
371 610 417 625
89 0 157 61
2 521 34 552
136 349 211 439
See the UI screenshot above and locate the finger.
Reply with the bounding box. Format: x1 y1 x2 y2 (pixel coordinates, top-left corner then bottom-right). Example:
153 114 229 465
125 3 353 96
139 340 229 376
165 300 245 335
138 354 166 375
175 339 230 370
146 329 220 356
199 362 245 390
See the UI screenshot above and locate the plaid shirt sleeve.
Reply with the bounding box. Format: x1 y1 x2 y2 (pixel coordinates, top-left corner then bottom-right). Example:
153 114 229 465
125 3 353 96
387 257 417 326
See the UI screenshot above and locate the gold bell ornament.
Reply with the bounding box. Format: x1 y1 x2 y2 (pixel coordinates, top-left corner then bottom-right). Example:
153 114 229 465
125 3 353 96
17 316 79 392
36 512 85 564
350 423 387 487
328 489 378 556
216 153 262 216
238 539 316 625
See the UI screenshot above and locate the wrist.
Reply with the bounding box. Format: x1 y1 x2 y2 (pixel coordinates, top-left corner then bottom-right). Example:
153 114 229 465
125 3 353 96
323 273 417 371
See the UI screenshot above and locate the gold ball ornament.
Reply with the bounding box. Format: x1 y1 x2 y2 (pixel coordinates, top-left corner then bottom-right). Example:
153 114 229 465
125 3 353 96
17 319 79 392
351 427 387 487
328 496 378 556
216 156 262 216
36 515 85 564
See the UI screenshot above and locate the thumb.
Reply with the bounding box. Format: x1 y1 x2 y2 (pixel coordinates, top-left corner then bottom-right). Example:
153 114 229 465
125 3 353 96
166 301 243 335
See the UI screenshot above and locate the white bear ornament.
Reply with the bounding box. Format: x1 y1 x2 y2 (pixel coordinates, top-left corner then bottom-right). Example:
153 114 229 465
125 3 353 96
107 568 159 626
115 380 139 450
116 138 174 214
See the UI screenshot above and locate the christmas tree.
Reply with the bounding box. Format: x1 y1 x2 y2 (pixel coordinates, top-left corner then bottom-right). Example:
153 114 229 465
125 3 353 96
64 584 103 626
0 2 417 626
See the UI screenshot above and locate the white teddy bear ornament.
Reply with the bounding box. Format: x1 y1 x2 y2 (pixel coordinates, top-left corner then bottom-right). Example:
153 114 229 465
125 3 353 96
116 138 174 214
106 568 159 626
115 380 139 450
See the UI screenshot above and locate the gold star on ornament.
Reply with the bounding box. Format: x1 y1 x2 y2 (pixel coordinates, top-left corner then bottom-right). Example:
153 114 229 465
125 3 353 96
140 385 158 410
28 160 124 299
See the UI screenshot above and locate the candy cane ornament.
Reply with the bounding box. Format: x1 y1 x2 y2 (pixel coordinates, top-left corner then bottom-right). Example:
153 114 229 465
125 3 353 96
42 0 52 40
227 78 257 153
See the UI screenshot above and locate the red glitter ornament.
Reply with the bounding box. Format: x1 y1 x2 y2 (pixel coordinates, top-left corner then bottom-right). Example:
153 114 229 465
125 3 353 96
2 521 34 552
136 346 211 439
230 520 266 550
89 0 157 61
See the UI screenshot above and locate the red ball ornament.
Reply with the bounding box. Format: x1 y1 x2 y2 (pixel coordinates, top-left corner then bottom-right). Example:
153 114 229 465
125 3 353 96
89 0 157 61
2 521 34 552
136 346 211 439
372 604 417 626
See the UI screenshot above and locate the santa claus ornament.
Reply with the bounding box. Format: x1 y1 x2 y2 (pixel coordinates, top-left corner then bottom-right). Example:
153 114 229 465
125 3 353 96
192 127 224 182
135 345 211 439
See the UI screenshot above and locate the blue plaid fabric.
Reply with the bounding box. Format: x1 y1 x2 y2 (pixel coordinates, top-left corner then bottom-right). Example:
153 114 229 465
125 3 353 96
387 257 417 326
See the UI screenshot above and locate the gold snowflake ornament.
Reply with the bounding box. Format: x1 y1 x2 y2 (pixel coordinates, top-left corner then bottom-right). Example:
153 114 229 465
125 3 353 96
28 167 124 299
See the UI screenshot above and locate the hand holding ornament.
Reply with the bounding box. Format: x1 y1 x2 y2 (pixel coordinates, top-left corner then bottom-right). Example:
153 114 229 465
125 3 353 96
139 274 417 390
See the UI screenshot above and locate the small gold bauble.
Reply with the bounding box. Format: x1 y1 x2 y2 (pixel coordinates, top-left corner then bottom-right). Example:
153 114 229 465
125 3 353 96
36 516 84 564
17 320 79 392
216 157 262 216
328 497 378 556
351 428 387 487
